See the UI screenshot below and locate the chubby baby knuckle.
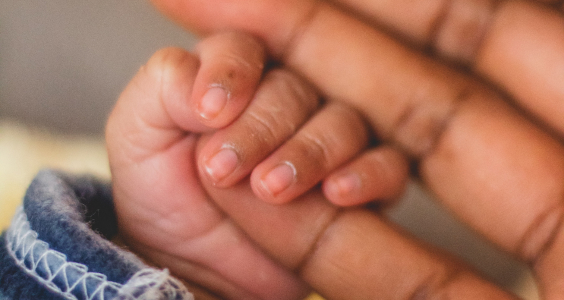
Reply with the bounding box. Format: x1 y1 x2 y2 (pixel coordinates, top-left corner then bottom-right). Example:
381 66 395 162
138 48 200 107
327 103 368 134
298 132 338 171
245 109 289 148
216 31 266 63
217 52 264 80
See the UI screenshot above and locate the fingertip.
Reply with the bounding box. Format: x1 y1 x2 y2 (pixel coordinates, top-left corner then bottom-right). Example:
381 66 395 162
203 147 240 184
197 132 244 188
140 47 216 133
192 32 267 128
322 171 363 206
144 47 199 75
262 162 297 197
251 162 297 205
322 147 410 207
198 85 230 121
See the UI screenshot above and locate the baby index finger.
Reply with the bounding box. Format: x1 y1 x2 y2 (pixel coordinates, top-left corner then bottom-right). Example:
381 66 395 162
198 69 320 187
192 31 267 128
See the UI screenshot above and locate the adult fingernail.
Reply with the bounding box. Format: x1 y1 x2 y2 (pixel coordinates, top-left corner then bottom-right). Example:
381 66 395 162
205 148 238 183
261 162 296 196
199 87 228 120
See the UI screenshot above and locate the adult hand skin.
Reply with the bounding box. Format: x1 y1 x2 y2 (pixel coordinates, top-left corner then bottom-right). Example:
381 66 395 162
150 0 564 299
106 32 408 299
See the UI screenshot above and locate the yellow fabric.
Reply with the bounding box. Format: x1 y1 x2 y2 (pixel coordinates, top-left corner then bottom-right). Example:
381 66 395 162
0 120 110 231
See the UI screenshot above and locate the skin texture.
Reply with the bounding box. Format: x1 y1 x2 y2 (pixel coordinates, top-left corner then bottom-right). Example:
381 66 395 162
106 33 410 299
141 0 564 298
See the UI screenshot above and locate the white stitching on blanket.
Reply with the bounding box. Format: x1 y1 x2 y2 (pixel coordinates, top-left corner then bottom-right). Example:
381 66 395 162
5 206 193 300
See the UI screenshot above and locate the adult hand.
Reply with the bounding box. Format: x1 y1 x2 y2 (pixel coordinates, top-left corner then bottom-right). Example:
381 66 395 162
150 0 564 299
106 32 407 299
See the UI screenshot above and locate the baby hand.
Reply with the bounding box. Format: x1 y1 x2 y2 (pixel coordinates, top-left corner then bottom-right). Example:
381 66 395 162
106 31 409 299
107 32 309 300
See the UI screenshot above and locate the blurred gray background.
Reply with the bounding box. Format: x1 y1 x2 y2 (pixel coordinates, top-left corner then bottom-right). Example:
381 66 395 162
0 0 197 133
0 0 533 296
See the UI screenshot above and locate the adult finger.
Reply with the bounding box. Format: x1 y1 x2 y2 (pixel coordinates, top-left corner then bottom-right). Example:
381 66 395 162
198 69 319 186
322 146 409 207
197 159 518 300
476 1 564 136
326 0 564 137
151 1 564 296
192 31 266 128
149 0 469 156
250 102 369 204
155 0 564 137
155 0 564 252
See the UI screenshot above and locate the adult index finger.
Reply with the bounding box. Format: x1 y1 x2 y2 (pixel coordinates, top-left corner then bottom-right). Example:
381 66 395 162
324 0 564 140
197 152 517 300
154 0 564 139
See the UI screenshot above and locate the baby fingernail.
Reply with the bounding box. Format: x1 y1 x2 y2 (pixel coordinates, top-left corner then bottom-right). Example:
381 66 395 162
261 162 296 196
205 148 238 183
327 172 360 198
199 87 228 120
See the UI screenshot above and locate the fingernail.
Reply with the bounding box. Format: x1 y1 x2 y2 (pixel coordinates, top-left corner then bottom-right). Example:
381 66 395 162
327 172 360 198
205 148 238 183
199 87 228 120
261 162 296 196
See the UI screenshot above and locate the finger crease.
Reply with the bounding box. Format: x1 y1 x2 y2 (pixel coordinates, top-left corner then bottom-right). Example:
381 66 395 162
301 132 334 170
427 0 453 53
293 207 344 275
417 267 468 300
518 203 564 264
429 0 501 65
247 110 288 148
392 87 470 159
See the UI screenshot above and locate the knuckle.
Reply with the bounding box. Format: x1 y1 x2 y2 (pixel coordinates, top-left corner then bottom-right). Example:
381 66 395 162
327 102 367 132
292 103 369 172
146 47 196 80
143 47 199 99
298 130 336 171
237 69 321 153
217 51 264 78
214 31 266 63
391 86 472 158
266 69 320 112
245 109 287 149
432 0 497 64
206 33 266 82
